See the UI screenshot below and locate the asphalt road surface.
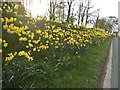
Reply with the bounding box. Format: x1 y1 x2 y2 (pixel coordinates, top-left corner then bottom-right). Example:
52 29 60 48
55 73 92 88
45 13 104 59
118 37 120 89
111 36 120 89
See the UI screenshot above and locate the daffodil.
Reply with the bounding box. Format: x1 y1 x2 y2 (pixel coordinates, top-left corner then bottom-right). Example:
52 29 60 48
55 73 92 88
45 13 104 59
3 6 5 9
55 46 59 48
5 52 17 61
14 18 17 21
0 49 2 53
1 18 4 22
19 37 27 41
3 24 8 30
4 3 7 6
5 17 9 23
33 48 36 51
19 21 23 24
36 30 41 34
28 43 33 47
3 43 8 47
24 25 29 30
7 29 11 33
0 8 2 12
7 6 10 10
18 51 33 61
9 17 14 22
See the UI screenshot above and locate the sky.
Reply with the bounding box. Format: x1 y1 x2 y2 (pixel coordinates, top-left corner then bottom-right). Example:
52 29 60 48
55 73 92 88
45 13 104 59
28 0 120 18
92 0 120 18
30 0 48 17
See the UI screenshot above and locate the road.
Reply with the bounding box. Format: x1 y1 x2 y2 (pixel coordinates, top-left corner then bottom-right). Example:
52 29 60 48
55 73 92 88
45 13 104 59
111 37 118 88
118 37 120 89
111 35 120 89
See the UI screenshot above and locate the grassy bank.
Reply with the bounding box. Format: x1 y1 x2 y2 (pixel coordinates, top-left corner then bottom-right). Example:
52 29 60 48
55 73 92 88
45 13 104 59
2 3 113 88
48 38 112 88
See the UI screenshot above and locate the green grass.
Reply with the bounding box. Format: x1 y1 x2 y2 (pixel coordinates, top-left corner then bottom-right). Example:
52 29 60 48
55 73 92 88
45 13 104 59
2 12 113 88
49 38 112 88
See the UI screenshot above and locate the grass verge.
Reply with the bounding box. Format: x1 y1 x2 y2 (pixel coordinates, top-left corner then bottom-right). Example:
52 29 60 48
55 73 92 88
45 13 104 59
50 38 112 88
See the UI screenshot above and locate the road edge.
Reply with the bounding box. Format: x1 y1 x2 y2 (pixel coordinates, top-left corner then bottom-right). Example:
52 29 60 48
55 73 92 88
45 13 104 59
103 42 112 88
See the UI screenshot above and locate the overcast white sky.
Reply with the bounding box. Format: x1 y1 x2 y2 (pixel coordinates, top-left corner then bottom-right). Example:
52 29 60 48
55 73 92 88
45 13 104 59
30 0 48 17
29 0 120 18
92 0 119 18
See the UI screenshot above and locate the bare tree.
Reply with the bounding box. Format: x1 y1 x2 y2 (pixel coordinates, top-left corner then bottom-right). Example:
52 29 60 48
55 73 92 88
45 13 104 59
85 0 93 26
62 0 65 20
80 0 89 25
95 9 100 28
49 0 57 21
78 0 83 25
66 0 74 23
55 0 67 22
49 0 52 20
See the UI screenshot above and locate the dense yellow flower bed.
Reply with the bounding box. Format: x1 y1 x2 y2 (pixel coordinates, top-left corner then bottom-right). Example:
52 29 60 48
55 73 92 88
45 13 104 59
0 3 111 63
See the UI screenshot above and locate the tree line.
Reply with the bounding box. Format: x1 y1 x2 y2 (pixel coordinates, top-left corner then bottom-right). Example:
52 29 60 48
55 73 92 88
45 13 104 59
3 0 118 33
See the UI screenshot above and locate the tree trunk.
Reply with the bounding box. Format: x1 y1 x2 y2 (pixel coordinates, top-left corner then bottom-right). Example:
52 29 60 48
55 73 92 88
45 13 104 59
49 0 52 20
53 1 56 21
81 6 86 25
78 1 82 25
95 10 100 29
85 1 90 26
66 0 74 23
67 5 71 23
